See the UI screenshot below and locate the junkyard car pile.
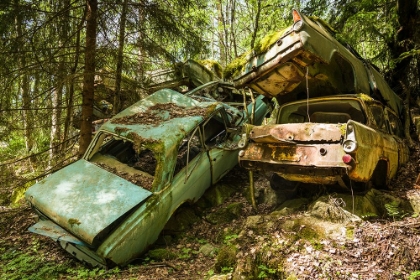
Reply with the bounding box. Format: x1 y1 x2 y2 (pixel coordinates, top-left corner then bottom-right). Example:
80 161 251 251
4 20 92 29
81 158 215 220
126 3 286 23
232 10 409 191
25 9 409 267
25 84 267 267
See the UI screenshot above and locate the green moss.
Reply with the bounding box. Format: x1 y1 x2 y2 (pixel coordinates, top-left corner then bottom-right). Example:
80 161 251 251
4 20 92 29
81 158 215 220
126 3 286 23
224 52 250 80
356 93 373 101
206 202 243 225
308 16 337 34
147 248 177 261
197 59 223 78
225 28 289 80
291 219 324 242
214 245 237 273
253 29 288 55
340 124 347 135
346 227 354 239
11 180 34 206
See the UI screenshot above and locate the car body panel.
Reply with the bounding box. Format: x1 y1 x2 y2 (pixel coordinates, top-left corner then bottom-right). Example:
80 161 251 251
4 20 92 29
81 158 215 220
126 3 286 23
232 10 403 117
239 95 409 187
25 160 153 246
25 83 268 267
28 220 86 245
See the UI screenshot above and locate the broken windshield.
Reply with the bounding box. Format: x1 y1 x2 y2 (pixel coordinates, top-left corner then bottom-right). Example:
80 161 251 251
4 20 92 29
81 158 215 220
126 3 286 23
277 98 366 124
87 132 157 190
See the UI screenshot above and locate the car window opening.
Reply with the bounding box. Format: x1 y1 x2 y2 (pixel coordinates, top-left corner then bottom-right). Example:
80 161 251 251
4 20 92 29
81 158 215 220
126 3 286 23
175 131 202 174
278 99 366 124
89 133 156 190
204 117 227 146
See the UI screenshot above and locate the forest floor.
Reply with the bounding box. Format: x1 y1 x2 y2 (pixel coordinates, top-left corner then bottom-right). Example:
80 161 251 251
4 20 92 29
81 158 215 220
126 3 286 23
1 147 420 279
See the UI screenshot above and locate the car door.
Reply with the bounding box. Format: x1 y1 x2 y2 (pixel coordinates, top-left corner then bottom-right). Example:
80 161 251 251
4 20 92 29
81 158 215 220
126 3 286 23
202 109 239 184
170 125 212 206
385 108 410 168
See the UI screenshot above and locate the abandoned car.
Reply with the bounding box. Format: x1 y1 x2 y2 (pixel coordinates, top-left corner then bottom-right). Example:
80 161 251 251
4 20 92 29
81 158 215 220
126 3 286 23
25 84 268 267
231 10 403 118
238 94 409 190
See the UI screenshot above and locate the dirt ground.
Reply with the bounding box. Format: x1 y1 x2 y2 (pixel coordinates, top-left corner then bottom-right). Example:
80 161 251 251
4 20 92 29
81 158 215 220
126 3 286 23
1 147 420 279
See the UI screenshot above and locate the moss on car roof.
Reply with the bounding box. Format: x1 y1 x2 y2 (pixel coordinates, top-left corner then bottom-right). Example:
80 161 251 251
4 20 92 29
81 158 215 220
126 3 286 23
100 88 221 150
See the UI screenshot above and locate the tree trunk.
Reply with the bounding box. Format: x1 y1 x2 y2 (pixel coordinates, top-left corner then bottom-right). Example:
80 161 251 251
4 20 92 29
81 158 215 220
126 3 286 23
229 0 238 59
78 0 97 157
217 0 227 67
14 0 33 154
249 0 261 51
390 0 418 100
64 7 85 148
136 3 145 98
113 0 128 115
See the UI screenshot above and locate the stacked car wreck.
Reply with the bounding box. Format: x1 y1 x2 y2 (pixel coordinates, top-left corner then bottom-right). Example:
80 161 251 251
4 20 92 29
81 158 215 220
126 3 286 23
25 85 268 267
24 9 409 268
234 10 409 190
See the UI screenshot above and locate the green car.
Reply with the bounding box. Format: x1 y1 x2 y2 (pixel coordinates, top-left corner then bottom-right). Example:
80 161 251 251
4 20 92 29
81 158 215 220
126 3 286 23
25 82 268 268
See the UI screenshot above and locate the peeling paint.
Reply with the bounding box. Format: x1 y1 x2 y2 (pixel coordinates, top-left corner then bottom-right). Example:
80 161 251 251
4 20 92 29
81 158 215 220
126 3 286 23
239 95 409 188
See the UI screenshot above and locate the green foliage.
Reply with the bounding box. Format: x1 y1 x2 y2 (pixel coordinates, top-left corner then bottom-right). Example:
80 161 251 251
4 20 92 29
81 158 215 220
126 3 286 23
396 48 420 62
385 200 402 218
179 247 194 259
223 233 239 245
257 264 277 279
0 250 68 280
409 270 420 280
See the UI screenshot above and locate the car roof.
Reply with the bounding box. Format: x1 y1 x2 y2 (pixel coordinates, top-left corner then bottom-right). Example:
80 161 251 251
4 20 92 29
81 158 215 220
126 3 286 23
100 88 222 152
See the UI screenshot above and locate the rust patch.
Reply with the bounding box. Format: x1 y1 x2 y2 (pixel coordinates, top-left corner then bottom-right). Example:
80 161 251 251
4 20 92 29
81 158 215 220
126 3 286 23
250 123 343 143
114 127 129 134
111 103 213 126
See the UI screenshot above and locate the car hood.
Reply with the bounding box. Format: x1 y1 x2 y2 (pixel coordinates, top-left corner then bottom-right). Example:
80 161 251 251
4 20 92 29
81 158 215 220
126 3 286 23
25 159 152 246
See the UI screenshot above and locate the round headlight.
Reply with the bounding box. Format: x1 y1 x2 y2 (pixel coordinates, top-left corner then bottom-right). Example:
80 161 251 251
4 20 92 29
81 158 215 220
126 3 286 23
343 139 357 153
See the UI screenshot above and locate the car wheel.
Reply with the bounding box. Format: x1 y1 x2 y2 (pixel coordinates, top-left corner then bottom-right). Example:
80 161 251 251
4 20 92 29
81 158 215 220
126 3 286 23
371 160 389 189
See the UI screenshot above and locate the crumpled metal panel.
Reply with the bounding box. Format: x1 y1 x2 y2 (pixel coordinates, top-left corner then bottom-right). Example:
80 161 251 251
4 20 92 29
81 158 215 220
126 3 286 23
249 123 344 143
25 160 152 246
29 220 85 245
98 89 221 157
233 10 403 116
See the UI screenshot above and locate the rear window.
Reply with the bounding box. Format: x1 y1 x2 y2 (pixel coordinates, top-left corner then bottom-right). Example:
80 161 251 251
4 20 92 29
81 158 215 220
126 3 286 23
277 99 366 124
86 132 157 190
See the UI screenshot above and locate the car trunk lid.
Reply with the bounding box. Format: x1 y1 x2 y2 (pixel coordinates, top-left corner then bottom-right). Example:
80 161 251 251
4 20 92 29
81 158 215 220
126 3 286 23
249 123 345 143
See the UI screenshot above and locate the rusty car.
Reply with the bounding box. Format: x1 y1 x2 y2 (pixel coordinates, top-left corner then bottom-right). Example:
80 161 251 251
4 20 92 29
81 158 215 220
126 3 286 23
228 9 409 192
231 10 404 118
238 94 409 191
25 82 268 268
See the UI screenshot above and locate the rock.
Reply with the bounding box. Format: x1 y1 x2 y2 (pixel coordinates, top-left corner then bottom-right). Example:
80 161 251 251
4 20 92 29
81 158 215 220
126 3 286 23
209 274 232 280
214 245 237 273
164 207 201 232
309 196 362 223
147 248 176 261
273 197 310 215
206 203 243 224
199 243 217 257
406 189 420 214
197 184 237 208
